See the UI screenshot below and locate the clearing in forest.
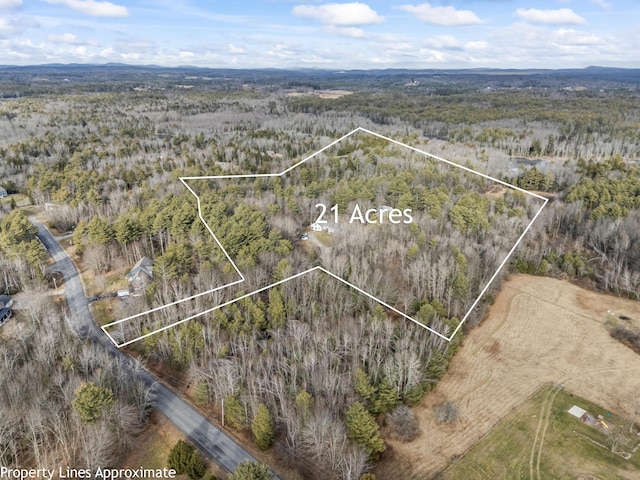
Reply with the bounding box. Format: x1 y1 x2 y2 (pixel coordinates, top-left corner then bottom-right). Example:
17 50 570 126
102 127 547 347
440 385 640 480
378 275 640 479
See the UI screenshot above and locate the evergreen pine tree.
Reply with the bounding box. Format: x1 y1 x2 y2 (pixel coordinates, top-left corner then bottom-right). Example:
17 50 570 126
72 382 115 423
354 368 376 403
224 394 246 429
294 390 313 423
228 461 270 480
251 403 274 450
267 288 286 328
372 381 400 415
345 402 386 458
167 440 207 479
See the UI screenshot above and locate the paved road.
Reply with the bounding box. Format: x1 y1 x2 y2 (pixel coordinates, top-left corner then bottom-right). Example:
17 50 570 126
34 221 274 477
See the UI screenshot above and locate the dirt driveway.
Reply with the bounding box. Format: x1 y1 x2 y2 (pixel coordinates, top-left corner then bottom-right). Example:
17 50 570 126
377 274 640 479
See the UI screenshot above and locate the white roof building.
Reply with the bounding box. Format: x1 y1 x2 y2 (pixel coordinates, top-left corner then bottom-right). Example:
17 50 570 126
568 405 587 418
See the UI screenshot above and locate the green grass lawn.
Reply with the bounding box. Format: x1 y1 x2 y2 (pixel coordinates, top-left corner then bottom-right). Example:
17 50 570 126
440 384 640 480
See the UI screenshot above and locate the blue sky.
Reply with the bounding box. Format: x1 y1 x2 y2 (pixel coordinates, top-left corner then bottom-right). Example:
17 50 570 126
0 0 638 68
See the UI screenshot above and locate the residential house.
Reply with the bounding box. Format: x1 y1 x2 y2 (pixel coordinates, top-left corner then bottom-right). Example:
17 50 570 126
0 295 14 309
0 294 13 325
127 257 154 294
310 223 334 234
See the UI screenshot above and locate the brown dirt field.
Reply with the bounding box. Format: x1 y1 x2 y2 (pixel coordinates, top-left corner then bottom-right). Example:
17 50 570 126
376 274 640 479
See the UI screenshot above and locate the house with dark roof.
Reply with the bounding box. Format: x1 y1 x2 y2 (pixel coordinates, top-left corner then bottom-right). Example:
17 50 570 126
0 295 13 309
0 295 13 326
127 257 154 294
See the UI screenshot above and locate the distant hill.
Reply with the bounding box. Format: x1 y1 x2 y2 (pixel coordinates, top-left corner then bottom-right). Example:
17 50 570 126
0 64 638 96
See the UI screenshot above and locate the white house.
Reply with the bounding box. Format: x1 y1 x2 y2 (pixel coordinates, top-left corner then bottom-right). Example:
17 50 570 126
311 223 323 232
0 187 7 198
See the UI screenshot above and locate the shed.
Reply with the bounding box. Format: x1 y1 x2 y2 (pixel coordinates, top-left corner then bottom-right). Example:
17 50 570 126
568 405 587 418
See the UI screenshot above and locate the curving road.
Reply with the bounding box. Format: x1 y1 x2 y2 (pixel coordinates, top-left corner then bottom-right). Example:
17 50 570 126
34 220 277 478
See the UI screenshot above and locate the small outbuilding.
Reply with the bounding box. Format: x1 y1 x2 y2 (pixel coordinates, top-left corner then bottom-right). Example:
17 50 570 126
0 187 7 198
117 289 131 299
568 405 587 419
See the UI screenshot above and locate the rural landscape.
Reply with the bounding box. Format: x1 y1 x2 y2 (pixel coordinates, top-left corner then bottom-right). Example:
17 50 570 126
0 62 639 480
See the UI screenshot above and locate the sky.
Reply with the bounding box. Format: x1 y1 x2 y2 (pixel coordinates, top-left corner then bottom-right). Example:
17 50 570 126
0 0 639 69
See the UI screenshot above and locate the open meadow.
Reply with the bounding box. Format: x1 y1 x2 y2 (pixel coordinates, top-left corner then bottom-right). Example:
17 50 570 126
439 384 640 480
377 274 640 479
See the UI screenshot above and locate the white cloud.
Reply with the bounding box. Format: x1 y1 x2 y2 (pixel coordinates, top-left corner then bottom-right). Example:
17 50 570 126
423 35 460 49
115 38 154 52
553 28 602 46
0 18 19 37
48 32 77 43
99 46 115 57
372 39 413 56
292 2 383 26
471 21 621 68
120 52 143 61
0 0 22 9
591 0 612 10
323 25 367 38
265 43 298 60
416 48 446 62
0 16 38 38
227 43 245 54
48 32 80 44
399 3 482 26
516 8 586 25
44 0 129 18
464 41 488 52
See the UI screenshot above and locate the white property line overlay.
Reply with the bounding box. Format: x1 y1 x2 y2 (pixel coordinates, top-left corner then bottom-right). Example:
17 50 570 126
102 127 548 348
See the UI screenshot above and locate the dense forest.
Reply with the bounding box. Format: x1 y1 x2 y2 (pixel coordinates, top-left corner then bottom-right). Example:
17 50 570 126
0 289 152 467
0 67 639 479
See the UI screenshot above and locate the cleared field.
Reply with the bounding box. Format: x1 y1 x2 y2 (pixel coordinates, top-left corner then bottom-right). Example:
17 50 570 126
440 385 640 480
377 274 640 479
